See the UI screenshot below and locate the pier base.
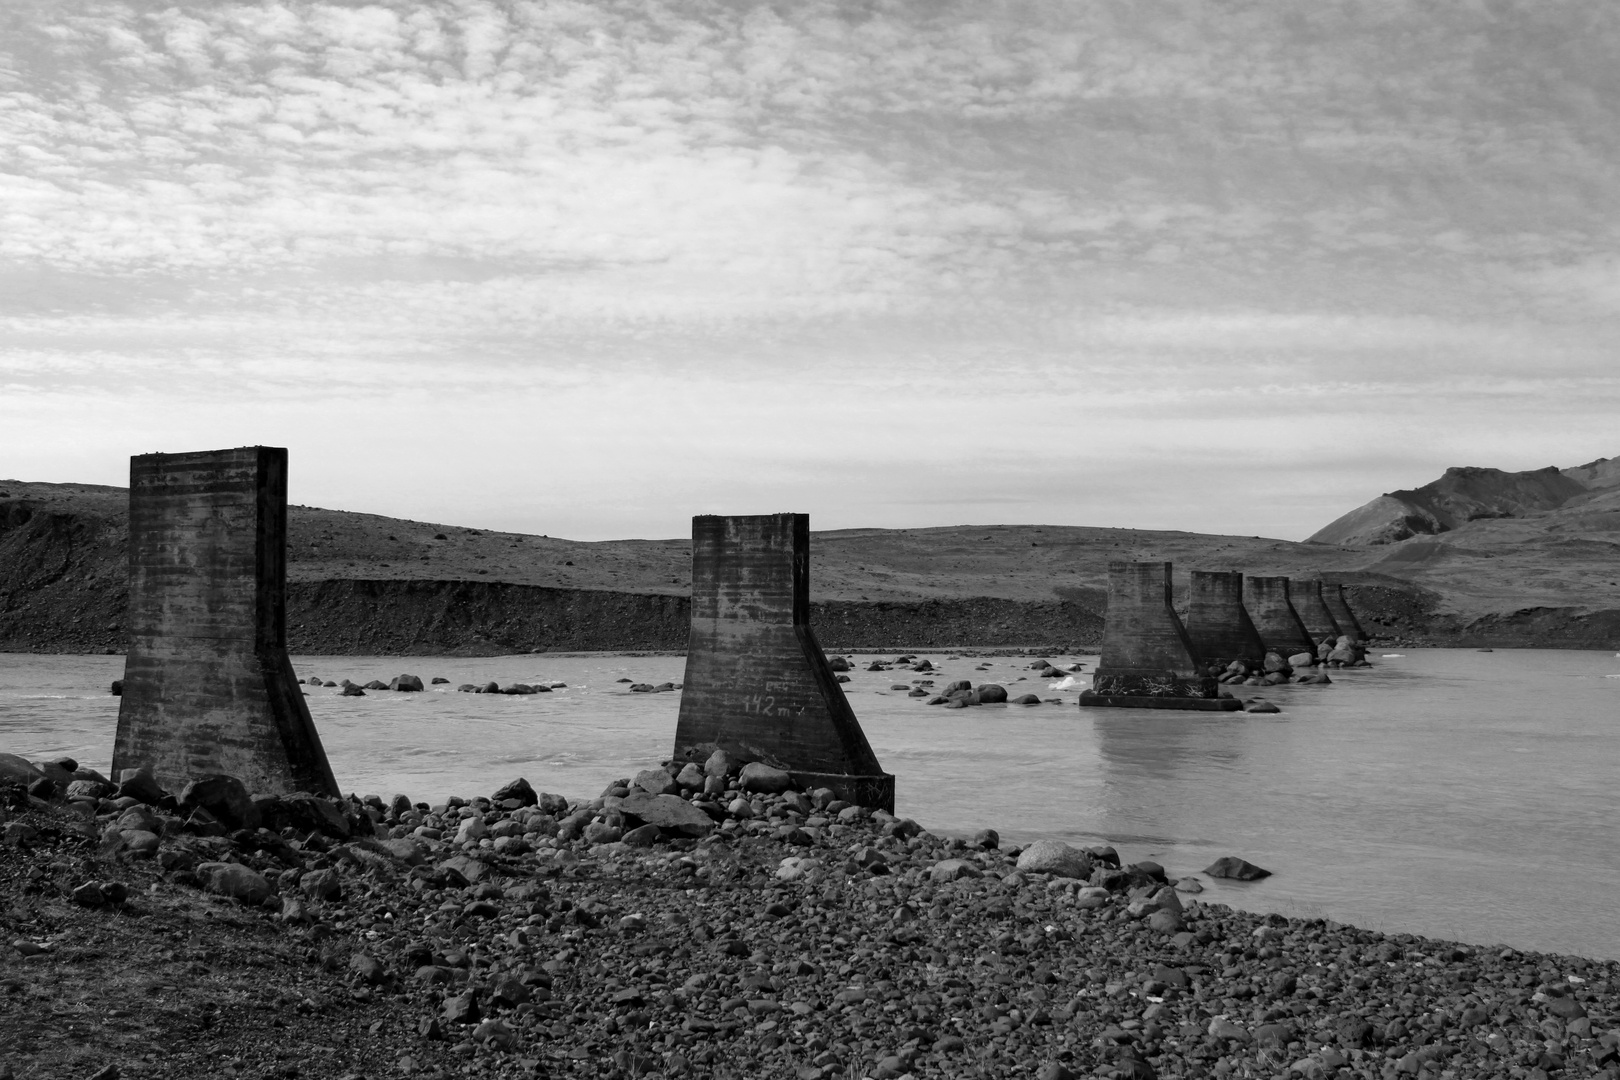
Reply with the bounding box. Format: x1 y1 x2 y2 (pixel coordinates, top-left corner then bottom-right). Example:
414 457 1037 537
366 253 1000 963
1081 561 1228 711
112 447 338 796
673 514 893 812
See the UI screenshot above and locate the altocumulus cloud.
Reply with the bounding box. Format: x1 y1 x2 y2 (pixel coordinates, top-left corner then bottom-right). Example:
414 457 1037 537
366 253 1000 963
1 0 1618 538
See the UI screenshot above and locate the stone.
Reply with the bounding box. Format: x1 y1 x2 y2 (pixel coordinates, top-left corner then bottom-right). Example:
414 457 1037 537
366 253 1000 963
976 683 1008 703
300 868 342 901
929 859 983 882
112 764 167 804
1203 856 1271 881
1015 840 1092 878
675 762 705 789
123 830 161 855
350 953 387 984
1287 652 1315 669
197 861 273 905
1011 694 1041 704
583 822 621 844
621 824 660 846
490 777 537 806
739 762 792 793
381 838 425 865
390 674 424 692
179 774 257 831
973 828 1000 850
363 680 389 690
1246 700 1280 714
0 753 44 787
619 792 717 837
704 749 736 778
442 991 480 1026
340 684 365 696
634 768 680 796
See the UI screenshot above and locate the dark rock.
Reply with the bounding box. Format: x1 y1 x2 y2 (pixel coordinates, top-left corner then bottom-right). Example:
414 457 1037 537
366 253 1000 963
0 754 44 787
1246 700 1280 714
180 774 257 831
739 762 791 793
620 792 716 837
390 674 424 692
109 680 124 696
1203 856 1271 881
442 990 480 1025
430 677 449 684
340 684 365 696
363 680 390 690
197 861 273 905
491 778 537 806
1011 693 1041 704
977 683 1008 703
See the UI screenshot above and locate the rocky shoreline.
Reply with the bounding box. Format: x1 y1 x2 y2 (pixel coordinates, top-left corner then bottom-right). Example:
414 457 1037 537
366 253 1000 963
2 757 1617 1080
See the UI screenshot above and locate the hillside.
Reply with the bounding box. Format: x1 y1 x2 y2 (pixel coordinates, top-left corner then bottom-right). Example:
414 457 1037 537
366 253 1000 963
3 474 1619 653
1309 457 1620 546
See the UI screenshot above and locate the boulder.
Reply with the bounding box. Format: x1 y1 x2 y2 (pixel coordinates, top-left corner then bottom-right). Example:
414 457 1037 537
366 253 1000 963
739 762 792 794
305 676 323 686
390 674 425 692
619 792 716 837
1246 700 1280 714
116 764 166 804
827 656 851 672
109 680 124 696
675 763 705 789
1262 652 1289 675
703 749 736 778
363 680 390 690
502 683 536 695
976 683 1008 704
0 753 45 787
341 684 366 696
1204 856 1271 881
634 768 680 796
431 677 449 685
1287 652 1315 669
929 859 983 882
476 682 500 694
180 775 257 831
197 862 273 905
1011 694 1041 705
491 777 537 806
1015 840 1092 879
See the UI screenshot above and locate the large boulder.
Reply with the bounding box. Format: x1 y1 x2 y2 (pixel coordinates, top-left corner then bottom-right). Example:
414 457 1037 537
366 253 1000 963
976 684 1008 704
633 768 679 796
491 777 537 806
1204 856 1271 881
1015 840 1093 879
738 762 792 794
0 753 45 787
619 792 716 837
116 764 166 804
180 775 257 831
390 674 425 692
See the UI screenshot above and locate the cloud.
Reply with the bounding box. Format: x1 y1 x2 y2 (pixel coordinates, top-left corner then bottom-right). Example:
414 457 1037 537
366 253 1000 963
1 0 1617 537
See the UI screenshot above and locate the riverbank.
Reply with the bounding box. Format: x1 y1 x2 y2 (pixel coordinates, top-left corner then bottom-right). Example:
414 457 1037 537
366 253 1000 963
2 759 1616 1080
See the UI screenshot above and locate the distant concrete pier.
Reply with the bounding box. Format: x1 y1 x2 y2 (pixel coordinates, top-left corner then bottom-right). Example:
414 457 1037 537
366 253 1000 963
1291 577 1344 642
1184 570 1266 669
112 447 338 796
672 513 894 811
1322 583 1367 642
1243 576 1317 657
1080 561 1240 710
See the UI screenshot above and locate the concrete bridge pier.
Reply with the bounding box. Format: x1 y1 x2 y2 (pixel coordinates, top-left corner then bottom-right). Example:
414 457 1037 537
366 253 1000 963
1322 583 1368 642
1291 577 1344 645
1242 576 1317 658
112 446 338 796
1184 570 1266 671
1080 561 1240 711
672 514 894 811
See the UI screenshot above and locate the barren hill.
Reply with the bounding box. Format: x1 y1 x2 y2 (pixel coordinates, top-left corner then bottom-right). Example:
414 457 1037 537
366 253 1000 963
3 472 1619 654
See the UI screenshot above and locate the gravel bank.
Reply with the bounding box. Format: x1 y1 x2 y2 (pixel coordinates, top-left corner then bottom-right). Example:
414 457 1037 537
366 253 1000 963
2 762 1617 1080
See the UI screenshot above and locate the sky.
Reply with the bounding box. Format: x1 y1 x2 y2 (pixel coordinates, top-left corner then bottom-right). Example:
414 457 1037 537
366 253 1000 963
2 0 1617 541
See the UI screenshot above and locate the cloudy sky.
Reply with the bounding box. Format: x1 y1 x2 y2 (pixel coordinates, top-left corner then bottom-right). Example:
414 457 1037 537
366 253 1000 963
3 0 1616 541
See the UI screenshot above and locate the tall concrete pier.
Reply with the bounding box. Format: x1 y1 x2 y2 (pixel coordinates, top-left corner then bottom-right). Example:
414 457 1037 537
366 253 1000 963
112 447 338 796
1080 561 1239 710
1322 584 1367 642
673 514 894 811
1243 576 1317 657
1291 577 1343 642
1184 570 1266 669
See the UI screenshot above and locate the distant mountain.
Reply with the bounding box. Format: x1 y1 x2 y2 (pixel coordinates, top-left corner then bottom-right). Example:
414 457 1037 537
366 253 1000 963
1308 457 1620 546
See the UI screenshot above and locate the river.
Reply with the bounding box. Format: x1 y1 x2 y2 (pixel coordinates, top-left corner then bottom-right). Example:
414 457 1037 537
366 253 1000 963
3 648 1617 960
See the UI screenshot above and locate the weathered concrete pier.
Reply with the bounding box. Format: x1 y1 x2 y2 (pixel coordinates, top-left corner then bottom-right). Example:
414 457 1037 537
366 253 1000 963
1291 577 1344 643
112 447 338 796
1184 570 1266 670
672 514 894 811
1080 561 1240 710
1322 583 1367 642
1242 575 1317 658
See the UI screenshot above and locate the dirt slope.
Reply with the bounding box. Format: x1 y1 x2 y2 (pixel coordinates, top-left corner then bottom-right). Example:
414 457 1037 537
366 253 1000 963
3 476 1619 653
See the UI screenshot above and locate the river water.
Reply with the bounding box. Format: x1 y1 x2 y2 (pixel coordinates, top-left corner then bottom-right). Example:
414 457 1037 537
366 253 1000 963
3 648 1617 960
